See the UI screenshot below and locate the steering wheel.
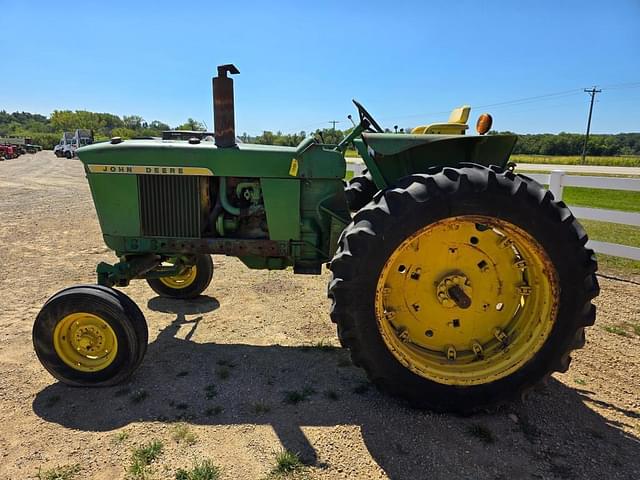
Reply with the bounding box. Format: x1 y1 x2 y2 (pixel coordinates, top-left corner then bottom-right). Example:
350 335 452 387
352 99 384 133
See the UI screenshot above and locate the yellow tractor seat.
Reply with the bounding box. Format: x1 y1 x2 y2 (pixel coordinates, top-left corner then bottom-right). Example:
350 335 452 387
411 105 471 135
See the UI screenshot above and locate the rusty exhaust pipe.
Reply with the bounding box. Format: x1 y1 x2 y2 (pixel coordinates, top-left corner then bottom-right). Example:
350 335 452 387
212 64 240 148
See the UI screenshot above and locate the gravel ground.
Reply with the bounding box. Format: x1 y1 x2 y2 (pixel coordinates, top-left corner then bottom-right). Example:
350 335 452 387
0 152 638 480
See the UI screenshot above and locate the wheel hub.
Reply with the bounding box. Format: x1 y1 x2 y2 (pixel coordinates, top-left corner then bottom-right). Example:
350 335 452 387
53 312 118 372
436 274 472 309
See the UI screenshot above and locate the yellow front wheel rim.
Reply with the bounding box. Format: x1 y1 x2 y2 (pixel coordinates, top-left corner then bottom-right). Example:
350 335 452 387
375 215 559 386
159 265 197 289
53 312 118 372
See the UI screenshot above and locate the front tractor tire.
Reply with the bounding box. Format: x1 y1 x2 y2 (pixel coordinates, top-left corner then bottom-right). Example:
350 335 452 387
146 254 214 299
33 285 148 387
328 164 599 413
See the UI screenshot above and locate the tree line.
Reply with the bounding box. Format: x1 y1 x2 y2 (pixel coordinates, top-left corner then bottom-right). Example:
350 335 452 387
0 110 205 149
1 109 639 156
493 131 640 156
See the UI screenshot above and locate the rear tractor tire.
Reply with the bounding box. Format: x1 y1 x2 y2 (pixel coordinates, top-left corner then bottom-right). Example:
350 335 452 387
328 163 598 413
33 285 148 386
146 254 214 299
345 169 377 212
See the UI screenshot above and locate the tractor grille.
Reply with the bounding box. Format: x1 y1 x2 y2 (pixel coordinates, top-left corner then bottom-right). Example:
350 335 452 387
138 175 201 238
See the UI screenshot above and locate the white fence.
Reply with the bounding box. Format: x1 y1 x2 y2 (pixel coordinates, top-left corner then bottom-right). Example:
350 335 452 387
345 161 640 261
527 170 640 261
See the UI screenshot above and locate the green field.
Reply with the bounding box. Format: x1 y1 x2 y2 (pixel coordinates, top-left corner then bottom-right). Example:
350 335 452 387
512 154 640 167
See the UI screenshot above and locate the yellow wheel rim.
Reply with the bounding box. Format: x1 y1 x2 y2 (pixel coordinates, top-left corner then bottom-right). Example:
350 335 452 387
375 215 559 386
159 265 197 289
53 312 118 372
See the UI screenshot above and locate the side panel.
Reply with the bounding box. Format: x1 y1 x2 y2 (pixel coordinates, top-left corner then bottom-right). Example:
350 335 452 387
261 178 301 241
87 173 140 237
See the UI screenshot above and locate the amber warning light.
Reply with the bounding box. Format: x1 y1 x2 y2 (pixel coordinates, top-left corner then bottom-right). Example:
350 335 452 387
476 113 493 135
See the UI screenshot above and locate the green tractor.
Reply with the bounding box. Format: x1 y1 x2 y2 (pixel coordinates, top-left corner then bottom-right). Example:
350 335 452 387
33 65 598 412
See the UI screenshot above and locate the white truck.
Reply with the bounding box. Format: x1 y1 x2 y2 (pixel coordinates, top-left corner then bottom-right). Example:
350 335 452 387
54 130 93 158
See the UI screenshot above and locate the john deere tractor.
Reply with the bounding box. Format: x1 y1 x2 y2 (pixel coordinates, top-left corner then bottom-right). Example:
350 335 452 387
33 65 598 412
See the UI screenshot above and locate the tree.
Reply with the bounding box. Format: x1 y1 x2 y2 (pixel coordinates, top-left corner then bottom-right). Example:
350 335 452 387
176 118 206 131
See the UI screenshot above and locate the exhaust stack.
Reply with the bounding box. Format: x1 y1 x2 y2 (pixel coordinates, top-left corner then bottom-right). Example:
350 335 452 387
213 64 240 148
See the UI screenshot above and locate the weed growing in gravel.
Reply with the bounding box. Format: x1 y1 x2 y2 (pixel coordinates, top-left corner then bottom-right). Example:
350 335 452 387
45 395 61 408
574 378 587 386
204 384 218 399
37 464 80 480
283 387 316 405
272 449 304 474
215 366 230 380
251 402 272 414
175 458 221 480
324 390 339 401
204 406 224 416
172 423 198 445
466 423 496 444
115 387 131 397
352 382 370 395
603 325 631 337
130 389 148 403
129 440 163 478
113 431 129 445
633 323 640 336
216 358 236 368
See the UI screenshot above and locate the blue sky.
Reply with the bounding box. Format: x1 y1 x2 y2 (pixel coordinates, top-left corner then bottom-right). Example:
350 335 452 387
1 0 638 134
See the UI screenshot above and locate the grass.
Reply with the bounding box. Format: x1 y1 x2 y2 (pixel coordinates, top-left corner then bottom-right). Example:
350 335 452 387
272 449 304 475
204 406 224 416
283 387 316 405
113 431 129 445
204 384 218 399
563 187 640 213
175 459 221 480
172 423 198 445
579 219 640 274
37 464 81 480
511 154 640 167
129 440 163 478
130 389 148 404
466 423 496 444
302 339 336 352
602 324 636 338
251 402 272 414
324 390 339 401
574 378 588 386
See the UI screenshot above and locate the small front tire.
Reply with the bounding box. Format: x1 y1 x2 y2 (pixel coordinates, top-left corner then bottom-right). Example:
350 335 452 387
146 254 214 299
33 285 148 387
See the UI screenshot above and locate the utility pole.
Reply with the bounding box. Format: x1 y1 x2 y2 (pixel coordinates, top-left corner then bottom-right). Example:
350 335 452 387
581 87 601 164
328 120 340 130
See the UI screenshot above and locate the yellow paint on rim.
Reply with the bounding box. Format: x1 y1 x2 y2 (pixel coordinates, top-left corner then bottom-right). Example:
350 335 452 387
375 215 559 386
159 265 198 289
53 312 118 372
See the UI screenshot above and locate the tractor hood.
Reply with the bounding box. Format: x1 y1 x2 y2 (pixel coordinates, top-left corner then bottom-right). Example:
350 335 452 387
362 133 518 160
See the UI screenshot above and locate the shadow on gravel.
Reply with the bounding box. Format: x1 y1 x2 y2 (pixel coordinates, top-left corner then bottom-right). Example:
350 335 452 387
33 298 640 479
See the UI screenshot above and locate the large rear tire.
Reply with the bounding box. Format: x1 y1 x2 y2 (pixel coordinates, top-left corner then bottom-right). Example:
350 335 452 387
147 254 214 299
328 164 598 413
345 169 377 212
33 285 148 386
